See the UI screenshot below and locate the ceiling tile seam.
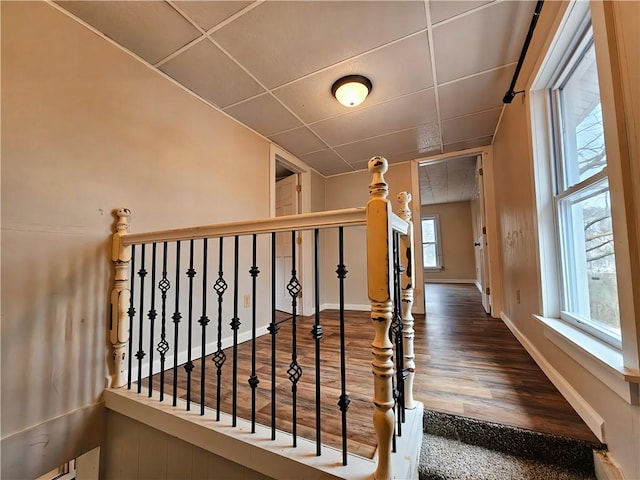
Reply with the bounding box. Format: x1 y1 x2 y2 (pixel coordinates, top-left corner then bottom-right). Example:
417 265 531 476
267 28 430 92
442 105 504 123
220 28 432 113
204 35 336 154
261 85 437 140
430 0 501 29
155 0 264 69
45 1 287 157
324 157 416 178
330 122 441 150
442 133 496 148
437 61 518 88
423 0 444 154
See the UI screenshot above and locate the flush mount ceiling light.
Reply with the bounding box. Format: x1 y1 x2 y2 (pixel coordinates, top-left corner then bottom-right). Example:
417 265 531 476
331 75 372 108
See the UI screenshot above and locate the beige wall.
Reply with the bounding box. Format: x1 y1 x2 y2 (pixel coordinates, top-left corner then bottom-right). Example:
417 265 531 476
1 2 270 478
492 1 640 477
323 162 415 309
421 201 476 283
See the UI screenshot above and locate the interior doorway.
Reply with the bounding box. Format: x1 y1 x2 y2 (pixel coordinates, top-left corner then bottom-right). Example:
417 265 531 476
275 166 300 314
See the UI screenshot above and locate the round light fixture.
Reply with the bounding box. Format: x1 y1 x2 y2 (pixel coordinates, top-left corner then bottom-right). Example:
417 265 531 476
331 75 372 108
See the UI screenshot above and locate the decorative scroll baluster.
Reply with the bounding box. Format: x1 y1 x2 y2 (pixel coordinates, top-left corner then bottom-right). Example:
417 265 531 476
157 242 170 401
311 228 323 456
336 226 350 466
185 240 196 410
212 237 227 421
366 156 395 480
172 241 182 407
391 231 405 437
127 245 136 390
148 243 158 397
136 244 147 394
248 234 261 432
199 238 210 416
110 208 132 389
231 236 241 427
268 232 279 440
287 230 302 448
397 192 417 410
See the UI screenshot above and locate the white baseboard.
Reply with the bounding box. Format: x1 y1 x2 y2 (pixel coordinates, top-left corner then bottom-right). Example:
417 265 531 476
474 280 482 293
130 325 269 383
320 303 370 312
500 311 605 442
594 451 626 480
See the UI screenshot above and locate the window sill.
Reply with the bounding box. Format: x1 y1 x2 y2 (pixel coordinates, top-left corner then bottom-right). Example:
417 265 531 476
423 267 443 272
533 315 640 405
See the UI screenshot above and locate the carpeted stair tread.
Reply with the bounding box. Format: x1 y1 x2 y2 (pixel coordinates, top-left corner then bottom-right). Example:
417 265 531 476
419 433 596 480
418 410 604 480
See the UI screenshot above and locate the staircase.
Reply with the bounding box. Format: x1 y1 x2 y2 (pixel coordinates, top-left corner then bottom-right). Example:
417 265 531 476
418 410 605 480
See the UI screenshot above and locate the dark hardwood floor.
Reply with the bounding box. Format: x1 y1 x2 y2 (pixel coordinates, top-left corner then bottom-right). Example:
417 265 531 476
141 283 598 460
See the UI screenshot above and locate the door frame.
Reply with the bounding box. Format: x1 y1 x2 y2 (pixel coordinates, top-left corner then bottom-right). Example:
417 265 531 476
269 144 314 316
411 145 502 318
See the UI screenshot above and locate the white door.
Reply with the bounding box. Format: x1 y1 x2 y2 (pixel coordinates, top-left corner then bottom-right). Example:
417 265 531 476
476 155 491 314
275 174 299 313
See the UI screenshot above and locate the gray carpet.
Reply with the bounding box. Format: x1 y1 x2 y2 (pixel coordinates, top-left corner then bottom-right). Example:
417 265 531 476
418 410 604 480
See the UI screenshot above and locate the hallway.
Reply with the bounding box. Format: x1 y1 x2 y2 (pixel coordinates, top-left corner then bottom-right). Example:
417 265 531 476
416 283 598 443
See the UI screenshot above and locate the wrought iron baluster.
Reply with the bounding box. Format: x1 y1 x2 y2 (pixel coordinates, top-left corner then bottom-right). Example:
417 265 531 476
312 228 323 456
230 235 241 427
148 243 158 397
248 234 260 433
199 238 210 416
391 231 405 441
268 232 278 440
185 239 196 411
212 237 227 421
127 245 136 390
157 242 170 402
136 244 147 394
287 230 302 448
336 226 350 466
172 241 182 407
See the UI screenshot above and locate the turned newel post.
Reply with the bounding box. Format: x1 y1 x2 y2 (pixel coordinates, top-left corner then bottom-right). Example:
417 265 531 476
397 192 416 410
110 208 132 388
366 156 395 480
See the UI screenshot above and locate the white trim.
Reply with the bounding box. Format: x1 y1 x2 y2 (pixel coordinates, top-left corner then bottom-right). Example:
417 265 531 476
474 280 482 293
130 325 269 383
594 451 627 480
500 311 606 442
320 303 370 312
534 315 640 404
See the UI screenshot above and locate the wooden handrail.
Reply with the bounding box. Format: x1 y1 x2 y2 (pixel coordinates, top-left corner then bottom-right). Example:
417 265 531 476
121 207 372 246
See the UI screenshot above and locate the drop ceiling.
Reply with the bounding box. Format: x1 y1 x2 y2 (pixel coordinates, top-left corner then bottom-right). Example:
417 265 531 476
419 155 478 206
55 0 536 176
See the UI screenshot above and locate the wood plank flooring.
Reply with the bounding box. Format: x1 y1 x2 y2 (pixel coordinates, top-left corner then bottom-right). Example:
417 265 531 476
140 283 598 461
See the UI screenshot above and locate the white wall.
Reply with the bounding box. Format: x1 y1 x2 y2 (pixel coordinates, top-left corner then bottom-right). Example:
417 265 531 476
1 2 270 478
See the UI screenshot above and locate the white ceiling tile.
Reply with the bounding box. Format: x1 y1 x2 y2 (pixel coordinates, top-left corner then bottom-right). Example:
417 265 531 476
335 123 440 165
432 1 534 83
176 1 254 31
268 127 327 156
438 65 515 120
429 1 494 25
299 150 352 176
58 1 201 64
311 90 437 146
224 94 302 137
273 32 433 123
441 108 502 144
211 1 427 88
159 39 264 107
443 135 494 153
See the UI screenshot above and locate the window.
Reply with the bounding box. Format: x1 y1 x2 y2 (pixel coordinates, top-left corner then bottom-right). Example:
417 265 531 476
550 25 620 346
422 215 441 270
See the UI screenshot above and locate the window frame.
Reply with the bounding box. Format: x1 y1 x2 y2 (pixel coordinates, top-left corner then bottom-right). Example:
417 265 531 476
421 214 442 271
548 22 621 349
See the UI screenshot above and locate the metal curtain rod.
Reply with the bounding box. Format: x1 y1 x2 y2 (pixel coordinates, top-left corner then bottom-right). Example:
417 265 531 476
503 0 545 104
